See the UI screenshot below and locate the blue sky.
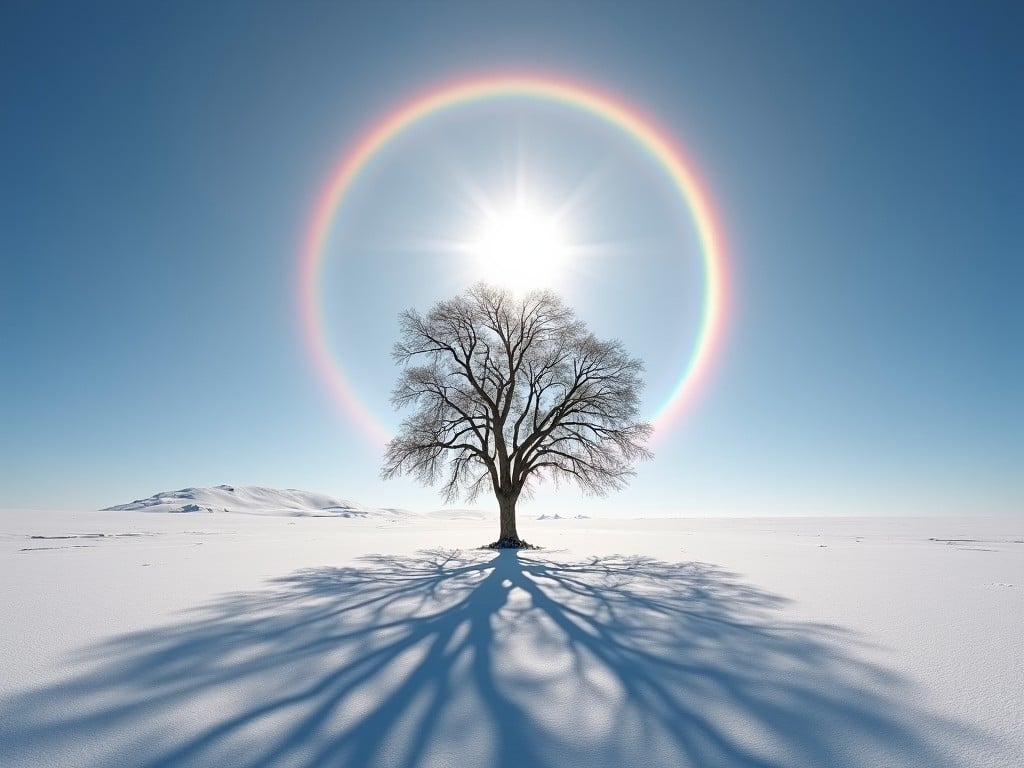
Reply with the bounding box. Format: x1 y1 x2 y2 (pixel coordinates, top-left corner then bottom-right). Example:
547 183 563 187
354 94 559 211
2 1 1021 516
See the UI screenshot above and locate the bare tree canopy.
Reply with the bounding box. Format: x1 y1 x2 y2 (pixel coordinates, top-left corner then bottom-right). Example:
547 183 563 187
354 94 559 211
382 283 652 547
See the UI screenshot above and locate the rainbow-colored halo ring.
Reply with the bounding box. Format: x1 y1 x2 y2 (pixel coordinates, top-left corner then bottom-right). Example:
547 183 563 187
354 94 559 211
299 74 728 444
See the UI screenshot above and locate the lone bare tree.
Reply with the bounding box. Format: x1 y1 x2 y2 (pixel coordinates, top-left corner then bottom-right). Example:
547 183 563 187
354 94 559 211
382 283 652 548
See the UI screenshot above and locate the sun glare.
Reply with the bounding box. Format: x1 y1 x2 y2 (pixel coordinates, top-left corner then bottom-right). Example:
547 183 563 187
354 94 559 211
471 205 568 292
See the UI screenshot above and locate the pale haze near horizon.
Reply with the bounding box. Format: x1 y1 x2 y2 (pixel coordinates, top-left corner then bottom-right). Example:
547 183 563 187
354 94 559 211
2 2 1021 517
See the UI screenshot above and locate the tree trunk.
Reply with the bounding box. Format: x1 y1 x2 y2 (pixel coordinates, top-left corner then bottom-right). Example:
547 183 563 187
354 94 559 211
489 492 528 548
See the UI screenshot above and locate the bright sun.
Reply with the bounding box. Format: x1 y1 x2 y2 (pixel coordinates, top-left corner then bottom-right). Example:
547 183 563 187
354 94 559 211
471 204 568 292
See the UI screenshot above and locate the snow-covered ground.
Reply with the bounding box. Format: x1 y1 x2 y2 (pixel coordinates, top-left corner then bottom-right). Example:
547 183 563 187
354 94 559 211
1 489 1021 767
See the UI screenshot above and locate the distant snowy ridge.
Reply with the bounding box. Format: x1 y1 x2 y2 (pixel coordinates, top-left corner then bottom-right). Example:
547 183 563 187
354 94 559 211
103 485 413 519
536 513 591 520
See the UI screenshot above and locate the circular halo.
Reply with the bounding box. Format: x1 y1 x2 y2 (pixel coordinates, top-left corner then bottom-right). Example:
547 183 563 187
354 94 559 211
298 74 728 444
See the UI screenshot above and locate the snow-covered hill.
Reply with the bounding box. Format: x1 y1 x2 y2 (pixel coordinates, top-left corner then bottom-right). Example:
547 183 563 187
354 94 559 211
102 485 413 519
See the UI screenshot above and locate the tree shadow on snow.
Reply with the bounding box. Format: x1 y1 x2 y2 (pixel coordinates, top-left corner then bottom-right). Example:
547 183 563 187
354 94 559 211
0 549 991 767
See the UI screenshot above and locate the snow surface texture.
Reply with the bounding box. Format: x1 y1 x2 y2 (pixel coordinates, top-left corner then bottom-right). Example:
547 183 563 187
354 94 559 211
1 494 1021 768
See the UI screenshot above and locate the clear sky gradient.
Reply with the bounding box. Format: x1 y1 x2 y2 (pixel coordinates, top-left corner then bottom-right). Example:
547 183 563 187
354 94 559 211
2 1 1021 516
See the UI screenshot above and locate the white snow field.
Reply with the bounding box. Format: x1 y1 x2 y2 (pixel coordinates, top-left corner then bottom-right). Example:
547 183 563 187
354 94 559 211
1 488 1021 768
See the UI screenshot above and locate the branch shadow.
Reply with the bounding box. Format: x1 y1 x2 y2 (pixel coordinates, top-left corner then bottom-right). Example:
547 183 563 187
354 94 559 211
0 549 989 767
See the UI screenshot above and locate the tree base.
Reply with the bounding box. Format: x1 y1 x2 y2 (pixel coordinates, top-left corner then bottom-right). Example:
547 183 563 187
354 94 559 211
484 537 537 550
